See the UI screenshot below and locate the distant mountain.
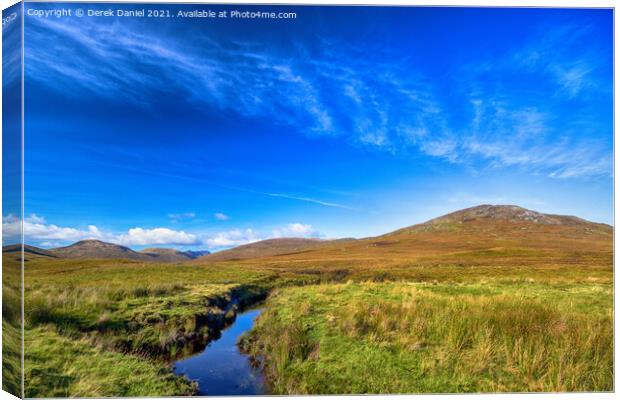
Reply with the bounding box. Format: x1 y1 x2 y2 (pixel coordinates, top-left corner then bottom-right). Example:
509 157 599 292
139 248 210 262
185 250 211 258
3 244 58 262
14 205 612 265
198 204 611 267
50 240 149 260
5 240 211 263
198 238 332 262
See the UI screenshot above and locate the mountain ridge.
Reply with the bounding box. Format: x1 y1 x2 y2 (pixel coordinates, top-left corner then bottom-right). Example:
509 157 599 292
198 238 331 262
51 240 148 260
5 240 211 262
388 204 611 236
425 204 595 226
139 247 210 262
7 205 611 262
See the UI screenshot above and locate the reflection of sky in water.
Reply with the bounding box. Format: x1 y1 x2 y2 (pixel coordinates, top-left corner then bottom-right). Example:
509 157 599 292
174 309 265 396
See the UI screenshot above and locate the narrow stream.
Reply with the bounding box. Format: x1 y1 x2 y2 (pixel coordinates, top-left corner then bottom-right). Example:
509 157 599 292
173 308 266 396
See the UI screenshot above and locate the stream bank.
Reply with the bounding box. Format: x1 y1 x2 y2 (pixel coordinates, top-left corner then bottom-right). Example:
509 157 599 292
173 308 267 395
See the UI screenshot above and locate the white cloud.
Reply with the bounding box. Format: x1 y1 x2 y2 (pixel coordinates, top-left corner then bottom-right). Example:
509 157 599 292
272 223 318 238
117 227 198 246
2 214 20 239
20 215 103 242
214 212 229 221
4 214 199 247
203 228 262 248
6 214 320 251
27 214 47 224
203 223 320 250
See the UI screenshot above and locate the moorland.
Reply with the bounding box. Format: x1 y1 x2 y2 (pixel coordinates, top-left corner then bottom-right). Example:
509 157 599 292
2 204 613 396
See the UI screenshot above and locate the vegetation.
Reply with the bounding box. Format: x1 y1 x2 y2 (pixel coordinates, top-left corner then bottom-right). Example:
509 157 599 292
7 206 614 396
25 326 194 397
3 250 22 397
22 257 275 397
241 281 612 394
235 206 613 394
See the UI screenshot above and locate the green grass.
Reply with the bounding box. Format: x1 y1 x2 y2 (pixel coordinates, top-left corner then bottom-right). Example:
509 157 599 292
3 253 22 397
3 320 21 397
241 281 613 394
25 326 195 397
15 234 614 397
22 258 277 396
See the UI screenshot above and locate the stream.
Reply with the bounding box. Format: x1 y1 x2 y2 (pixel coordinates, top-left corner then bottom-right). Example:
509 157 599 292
173 308 266 396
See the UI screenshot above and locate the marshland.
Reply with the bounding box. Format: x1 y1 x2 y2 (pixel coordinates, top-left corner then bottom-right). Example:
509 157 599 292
3 205 613 396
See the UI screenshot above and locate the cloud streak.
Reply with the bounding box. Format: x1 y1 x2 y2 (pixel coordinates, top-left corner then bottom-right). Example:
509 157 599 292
265 193 354 209
168 212 196 223
25 12 612 180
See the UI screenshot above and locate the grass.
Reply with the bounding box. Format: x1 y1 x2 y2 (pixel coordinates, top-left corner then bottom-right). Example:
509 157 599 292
241 281 613 394
22 257 277 397
3 252 22 397
25 326 195 397
10 217 614 396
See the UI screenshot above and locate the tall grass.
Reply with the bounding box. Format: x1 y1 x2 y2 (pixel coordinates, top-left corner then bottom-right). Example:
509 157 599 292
3 254 22 397
22 258 275 396
242 282 613 394
336 285 613 392
24 326 195 398
19 248 614 396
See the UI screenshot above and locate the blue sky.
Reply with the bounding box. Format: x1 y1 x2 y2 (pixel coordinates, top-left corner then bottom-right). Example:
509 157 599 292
2 2 22 247
9 4 613 250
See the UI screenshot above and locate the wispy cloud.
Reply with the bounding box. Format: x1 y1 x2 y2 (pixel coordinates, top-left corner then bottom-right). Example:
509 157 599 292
168 212 196 223
26 15 611 180
265 193 353 210
2 8 22 89
435 24 611 179
214 212 229 221
551 62 594 97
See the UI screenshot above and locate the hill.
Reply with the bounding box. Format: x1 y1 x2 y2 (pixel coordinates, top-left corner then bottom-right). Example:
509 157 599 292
401 204 604 231
50 240 149 260
20 204 613 396
3 244 58 262
185 250 211 258
210 204 612 270
15 205 612 265
139 248 210 262
5 241 211 262
198 238 331 262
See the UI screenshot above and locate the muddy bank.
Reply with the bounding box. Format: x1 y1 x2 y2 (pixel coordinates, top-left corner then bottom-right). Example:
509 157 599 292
170 285 269 358
111 284 269 360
